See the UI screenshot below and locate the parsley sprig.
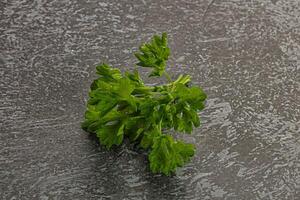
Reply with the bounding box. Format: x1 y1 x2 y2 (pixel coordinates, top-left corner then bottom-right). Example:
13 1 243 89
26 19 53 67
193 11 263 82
82 33 207 175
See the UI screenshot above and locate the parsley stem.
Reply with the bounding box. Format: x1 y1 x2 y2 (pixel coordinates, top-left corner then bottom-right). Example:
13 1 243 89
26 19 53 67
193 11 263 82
164 71 172 83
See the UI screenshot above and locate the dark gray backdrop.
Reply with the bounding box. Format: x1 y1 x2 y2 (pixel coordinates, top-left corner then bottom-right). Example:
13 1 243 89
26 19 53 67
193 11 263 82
1 0 299 199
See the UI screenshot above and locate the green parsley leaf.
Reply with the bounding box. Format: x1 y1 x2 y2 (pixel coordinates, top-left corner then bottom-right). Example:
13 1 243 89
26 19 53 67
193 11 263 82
96 122 125 149
135 32 170 77
149 135 195 175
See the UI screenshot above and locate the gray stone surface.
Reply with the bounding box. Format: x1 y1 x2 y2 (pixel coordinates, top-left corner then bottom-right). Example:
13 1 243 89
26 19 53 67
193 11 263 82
1 0 300 199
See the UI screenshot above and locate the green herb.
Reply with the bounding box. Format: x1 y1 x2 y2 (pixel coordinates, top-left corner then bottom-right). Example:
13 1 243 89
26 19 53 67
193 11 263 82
82 33 207 175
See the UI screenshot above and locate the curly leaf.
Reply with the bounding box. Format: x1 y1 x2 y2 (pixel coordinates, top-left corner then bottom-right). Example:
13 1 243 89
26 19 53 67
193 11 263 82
149 135 195 175
135 33 170 77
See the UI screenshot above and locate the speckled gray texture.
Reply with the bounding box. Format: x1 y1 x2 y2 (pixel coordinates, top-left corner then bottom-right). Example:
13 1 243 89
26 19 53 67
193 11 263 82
1 0 300 199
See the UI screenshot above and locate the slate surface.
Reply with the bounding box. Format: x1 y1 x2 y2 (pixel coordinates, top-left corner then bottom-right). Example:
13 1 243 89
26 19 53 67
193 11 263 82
1 0 300 199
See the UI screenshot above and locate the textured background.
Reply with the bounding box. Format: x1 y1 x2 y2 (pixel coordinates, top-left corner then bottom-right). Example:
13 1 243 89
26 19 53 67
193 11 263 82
1 0 300 199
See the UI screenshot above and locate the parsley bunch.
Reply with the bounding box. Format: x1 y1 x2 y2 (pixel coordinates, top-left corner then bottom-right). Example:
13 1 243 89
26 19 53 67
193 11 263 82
82 33 207 175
